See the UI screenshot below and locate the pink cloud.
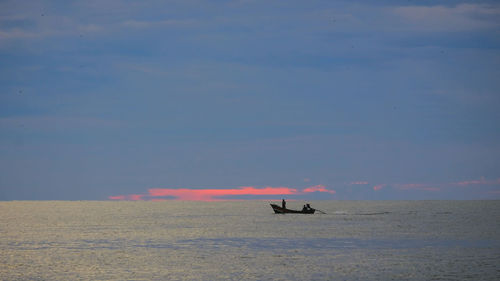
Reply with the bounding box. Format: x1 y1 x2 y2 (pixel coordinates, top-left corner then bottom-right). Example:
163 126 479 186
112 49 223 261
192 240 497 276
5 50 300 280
302 184 336 194
454 178 500 186
109 184 338 201
108 178 500 201
148 186 298 201
128 194 144 201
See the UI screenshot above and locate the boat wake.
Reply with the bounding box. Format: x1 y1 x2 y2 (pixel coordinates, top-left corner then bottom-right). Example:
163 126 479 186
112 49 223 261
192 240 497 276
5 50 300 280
354 211 391 216
330 211 391 216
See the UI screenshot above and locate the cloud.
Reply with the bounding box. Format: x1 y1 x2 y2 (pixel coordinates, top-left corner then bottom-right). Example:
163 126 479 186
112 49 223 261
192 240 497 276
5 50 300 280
109 184 337 201
454 177 500 186
0 116 122 131
128 194 144 201
302 184 336 194
0 7 197 45
392 3 500 31
148 186 297 201
393 183 440 192
371 178 500 194
111 178 500 201
0 29 41 40
0 14 86 42
109 178 500 201
121 19 197 29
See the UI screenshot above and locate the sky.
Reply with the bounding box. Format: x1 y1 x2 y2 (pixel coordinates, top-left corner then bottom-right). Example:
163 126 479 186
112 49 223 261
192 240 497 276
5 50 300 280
1 0 499 201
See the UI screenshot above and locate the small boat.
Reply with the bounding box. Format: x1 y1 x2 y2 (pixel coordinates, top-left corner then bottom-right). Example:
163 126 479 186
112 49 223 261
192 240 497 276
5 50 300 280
270 203 315 214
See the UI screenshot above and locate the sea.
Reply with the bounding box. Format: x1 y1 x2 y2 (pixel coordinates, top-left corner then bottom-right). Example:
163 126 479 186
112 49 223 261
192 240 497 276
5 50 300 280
1 200 499 280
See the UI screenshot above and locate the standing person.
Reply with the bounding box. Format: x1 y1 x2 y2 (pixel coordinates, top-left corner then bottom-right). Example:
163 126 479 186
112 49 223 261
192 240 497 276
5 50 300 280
282 199 286 209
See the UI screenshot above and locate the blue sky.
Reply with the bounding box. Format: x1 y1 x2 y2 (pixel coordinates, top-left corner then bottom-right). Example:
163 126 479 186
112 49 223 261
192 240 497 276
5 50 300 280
1 0 499 200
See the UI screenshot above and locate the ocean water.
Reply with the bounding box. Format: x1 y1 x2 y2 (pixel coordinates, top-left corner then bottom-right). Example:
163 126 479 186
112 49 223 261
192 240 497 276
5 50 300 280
1 200 499 280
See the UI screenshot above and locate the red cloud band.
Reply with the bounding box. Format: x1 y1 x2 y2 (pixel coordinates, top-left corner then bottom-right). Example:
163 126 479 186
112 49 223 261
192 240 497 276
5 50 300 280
148 186 297 201
109 185 336 201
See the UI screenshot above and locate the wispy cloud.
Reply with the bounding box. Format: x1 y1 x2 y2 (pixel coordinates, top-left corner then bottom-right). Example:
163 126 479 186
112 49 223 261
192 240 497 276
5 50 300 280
0 8 198 44
0 116 122 131
302 184 336 194
392 3 500 31
393 183 440 192
121 19 197 29
109 178 500 201
0 29 42 40
454 178 500 186
148 186 297 201
109 184 336 201
373 178 500 193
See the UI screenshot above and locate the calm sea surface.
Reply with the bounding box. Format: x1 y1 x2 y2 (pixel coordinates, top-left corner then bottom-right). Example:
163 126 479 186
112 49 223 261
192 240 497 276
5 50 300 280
1 201 499 280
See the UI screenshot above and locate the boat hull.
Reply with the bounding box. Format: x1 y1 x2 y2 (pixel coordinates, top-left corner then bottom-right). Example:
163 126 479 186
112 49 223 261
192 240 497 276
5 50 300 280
270 204 315 214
